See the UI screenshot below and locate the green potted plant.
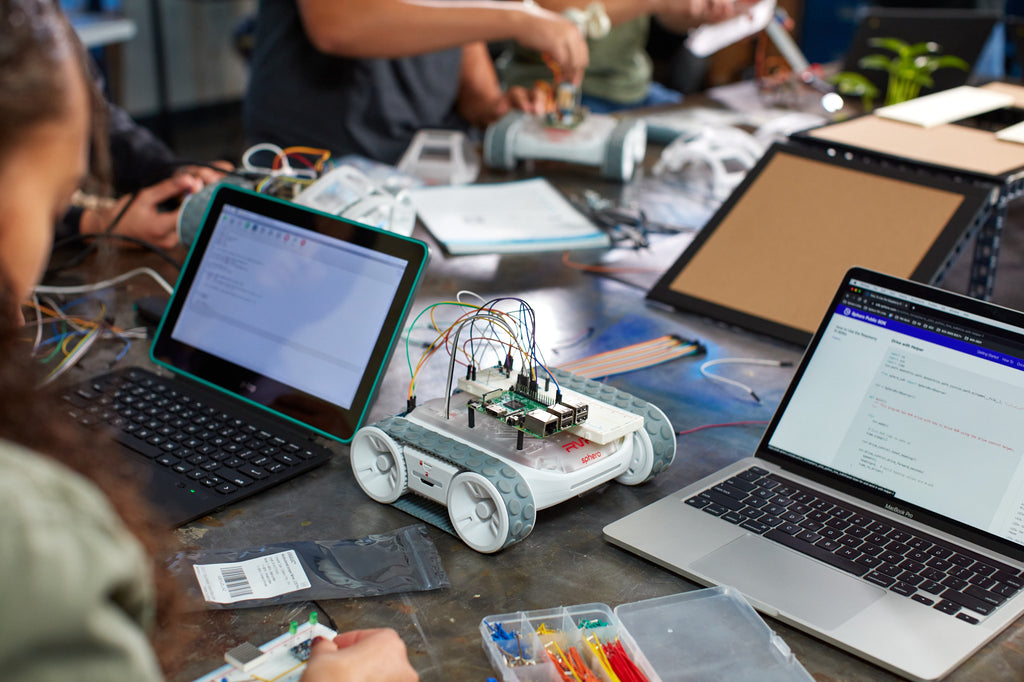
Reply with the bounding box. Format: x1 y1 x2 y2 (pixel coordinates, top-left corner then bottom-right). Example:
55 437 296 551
829 37 969 111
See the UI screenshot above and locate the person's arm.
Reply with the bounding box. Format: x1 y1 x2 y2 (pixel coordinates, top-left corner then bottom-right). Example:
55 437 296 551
531 0 658 26
107 99 179 194
456 42 547 126
653 0 737 35
66 56 233 249
531 0 737 34
296 0 587 81
86 53 176 194
107 101 234 191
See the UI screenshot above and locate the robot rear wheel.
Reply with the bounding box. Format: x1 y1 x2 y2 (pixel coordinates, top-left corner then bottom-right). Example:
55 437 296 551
614 429 656 485
447 472 512 553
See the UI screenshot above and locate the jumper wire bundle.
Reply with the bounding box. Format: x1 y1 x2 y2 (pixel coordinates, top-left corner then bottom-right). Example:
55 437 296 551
25 296 111 385
23 267 170 385
557 334 703 380
405 295 559 415
486 620 650 681
545 634 650 682
242 144 332 197
24 297 146 385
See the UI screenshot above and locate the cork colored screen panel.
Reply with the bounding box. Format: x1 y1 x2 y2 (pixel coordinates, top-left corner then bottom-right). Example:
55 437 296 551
649 145 989 344
805 116 1024 178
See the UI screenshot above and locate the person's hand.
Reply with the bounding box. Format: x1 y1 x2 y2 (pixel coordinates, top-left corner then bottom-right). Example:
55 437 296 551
466 84 549 125
514 5 589 84
657 0 739 31
299 629 418 682
79 174 202 250
503 84 550 115
176 160 234 186
703 0 740 24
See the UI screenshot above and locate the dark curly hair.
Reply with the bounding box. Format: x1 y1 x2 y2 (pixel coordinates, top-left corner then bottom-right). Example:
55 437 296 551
0 0 184 673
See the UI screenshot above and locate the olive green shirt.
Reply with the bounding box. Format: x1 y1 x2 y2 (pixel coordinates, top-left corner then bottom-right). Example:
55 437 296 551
501 16 653 104
0 440 163 682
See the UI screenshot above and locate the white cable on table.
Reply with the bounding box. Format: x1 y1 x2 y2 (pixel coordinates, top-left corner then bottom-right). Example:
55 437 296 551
33 266 174 296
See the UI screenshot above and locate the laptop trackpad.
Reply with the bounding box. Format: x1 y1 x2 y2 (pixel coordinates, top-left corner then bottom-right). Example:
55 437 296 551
691 535 886 631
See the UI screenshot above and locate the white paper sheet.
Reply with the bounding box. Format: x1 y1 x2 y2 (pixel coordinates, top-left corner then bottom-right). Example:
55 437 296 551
685 0 776 58
875 85 1015 128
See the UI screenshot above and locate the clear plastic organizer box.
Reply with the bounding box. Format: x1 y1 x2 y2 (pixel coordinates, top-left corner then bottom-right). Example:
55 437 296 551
479 586 813 682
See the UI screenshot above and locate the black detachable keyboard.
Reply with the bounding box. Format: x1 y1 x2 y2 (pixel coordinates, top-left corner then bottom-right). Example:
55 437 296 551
60 367 333 526
686 466 1024 625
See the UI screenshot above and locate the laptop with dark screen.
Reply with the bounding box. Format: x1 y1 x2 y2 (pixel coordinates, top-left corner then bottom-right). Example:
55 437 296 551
841 8 999 98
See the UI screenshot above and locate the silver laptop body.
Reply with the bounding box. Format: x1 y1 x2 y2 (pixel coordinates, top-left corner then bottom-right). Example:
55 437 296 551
605 267 1024 681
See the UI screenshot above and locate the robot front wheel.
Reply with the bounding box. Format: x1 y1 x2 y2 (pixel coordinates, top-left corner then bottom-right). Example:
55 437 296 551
601 119 646 181
350 427 520 553
350 426 409 503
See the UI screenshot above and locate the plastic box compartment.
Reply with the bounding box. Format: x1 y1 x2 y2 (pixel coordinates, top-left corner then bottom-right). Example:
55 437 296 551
480 601 656 681
480 586 813 682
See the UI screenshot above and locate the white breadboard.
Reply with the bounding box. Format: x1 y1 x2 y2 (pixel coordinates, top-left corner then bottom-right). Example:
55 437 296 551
457 367 643 445
191 621 337 682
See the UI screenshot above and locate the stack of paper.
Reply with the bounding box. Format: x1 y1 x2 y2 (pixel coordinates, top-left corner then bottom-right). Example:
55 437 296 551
407 178 610 255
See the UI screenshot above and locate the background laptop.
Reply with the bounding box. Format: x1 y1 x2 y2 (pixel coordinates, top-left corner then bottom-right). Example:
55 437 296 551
841 8 1000 99
62 186 429 526
605 267 1024 681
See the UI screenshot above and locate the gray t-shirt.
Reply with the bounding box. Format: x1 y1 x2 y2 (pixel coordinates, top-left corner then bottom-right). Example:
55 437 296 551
0 440 161 682
244 0 465 164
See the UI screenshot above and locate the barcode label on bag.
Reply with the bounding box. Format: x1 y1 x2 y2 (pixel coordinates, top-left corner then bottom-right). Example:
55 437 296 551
193 550 311 604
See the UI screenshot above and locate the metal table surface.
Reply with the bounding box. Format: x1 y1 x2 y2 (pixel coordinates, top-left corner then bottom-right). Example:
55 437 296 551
159 245 816 681
60 163 1024 681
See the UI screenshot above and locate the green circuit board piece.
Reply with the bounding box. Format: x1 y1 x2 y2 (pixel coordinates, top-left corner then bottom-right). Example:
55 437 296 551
467 389 586 439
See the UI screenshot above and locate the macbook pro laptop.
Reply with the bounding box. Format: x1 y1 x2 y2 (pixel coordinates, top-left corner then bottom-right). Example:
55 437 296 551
605 267 1024 681
62 185 429 526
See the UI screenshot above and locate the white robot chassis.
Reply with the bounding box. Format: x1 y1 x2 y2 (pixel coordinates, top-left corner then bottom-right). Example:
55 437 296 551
483 110 647 183
350 366 675 553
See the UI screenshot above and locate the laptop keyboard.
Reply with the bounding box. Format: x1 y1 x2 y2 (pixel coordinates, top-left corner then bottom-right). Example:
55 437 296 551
686 466 1024 624
60 367 333 524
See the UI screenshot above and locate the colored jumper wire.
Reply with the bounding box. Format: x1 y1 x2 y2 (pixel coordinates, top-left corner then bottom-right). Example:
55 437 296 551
557 334 703 379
